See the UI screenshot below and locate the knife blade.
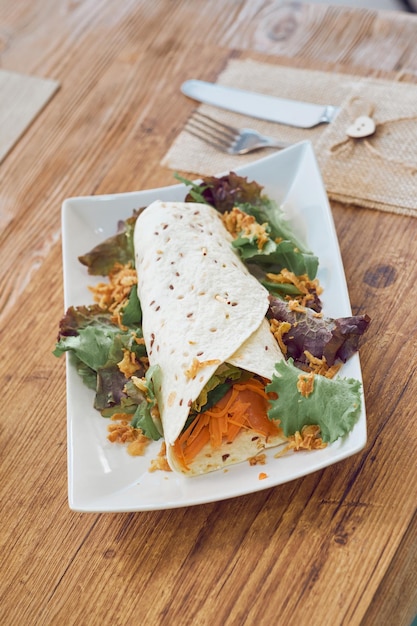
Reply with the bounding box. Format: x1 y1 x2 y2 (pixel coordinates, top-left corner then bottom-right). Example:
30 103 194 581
181 80 340 129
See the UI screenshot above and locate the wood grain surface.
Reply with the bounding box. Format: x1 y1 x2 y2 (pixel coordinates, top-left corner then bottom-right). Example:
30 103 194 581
1 1 416 625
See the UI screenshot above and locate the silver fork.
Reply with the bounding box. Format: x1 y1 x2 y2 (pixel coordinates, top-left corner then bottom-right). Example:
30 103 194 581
185 111 290 155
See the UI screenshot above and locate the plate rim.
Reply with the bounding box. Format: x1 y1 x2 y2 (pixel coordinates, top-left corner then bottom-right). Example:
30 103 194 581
61 141 367 512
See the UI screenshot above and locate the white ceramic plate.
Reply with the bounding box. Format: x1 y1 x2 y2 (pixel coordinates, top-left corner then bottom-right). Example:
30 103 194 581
61 141 367 512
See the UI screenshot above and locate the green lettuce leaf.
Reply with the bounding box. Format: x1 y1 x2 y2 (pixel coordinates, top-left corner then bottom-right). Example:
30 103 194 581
174 173 211 204
235 237 319 279
100 393 140 418
78 214 138 275
54 314 146 369
179 172 318 279
120 284 142 327
191 363 244 412
54 307 147 414
267 360 362 443
235 199 309 255
54 304 113 339
231 198 318 279
54 324 121 370
130 365 163 440
71 354 97 390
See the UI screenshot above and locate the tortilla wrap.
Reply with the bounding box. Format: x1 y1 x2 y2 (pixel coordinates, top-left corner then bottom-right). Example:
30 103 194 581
134 200 286 475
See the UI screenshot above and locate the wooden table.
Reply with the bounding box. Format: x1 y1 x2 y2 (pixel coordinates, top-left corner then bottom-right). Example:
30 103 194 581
1 1 417 624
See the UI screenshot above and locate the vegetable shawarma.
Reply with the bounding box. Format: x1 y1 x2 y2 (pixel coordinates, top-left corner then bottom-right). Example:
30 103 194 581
134 200 287 474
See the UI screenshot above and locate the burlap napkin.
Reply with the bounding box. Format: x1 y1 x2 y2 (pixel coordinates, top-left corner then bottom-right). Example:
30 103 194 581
314 79 417 216
0 69 59 163
162 59 417 217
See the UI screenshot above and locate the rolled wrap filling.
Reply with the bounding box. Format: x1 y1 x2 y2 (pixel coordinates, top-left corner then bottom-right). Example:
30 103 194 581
134 201 284 463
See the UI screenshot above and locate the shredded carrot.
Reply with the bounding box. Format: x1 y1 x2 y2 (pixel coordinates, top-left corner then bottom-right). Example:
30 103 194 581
172 377 282 470
224 403 252 441
179 427 211 461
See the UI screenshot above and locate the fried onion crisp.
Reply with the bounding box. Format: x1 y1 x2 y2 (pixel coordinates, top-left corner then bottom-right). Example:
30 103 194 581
184 357 221 380
304 350 342 379
107 416 150 456
297 372 315 397
149 442 172 473
89 262 137 327
248 453 267 466
284 425 327 452
269 318 291 355
127 437 151 456
117 348 141 378
222 207 269 250
266 269 323 308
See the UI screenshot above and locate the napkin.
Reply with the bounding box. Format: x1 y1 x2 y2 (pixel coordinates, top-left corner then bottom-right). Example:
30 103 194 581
314 78 417 216
0 69 59 163
162 59 417 217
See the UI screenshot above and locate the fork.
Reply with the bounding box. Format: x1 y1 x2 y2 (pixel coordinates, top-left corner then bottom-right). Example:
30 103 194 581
185 111 290 155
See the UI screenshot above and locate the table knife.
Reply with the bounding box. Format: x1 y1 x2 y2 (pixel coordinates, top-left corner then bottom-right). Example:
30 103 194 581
181 79 340 129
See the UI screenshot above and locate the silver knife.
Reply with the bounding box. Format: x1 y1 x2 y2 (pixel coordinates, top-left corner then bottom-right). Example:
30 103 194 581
181 79 340 129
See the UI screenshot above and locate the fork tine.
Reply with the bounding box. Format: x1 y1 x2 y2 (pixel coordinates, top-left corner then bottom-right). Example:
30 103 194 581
184 110 239 152
184 110 289 155
191 111 238 137
185 127 231 152
186 116 234 143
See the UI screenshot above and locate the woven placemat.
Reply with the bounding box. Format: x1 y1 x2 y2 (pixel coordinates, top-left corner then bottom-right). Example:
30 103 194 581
162 59 417 217
0 69 59 163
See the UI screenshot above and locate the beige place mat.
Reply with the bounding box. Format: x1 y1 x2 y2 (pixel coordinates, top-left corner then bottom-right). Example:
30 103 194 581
0 69 59 163
162 59 417 217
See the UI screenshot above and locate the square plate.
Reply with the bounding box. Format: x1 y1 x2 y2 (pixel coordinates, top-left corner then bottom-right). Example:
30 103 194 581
61 141 367 512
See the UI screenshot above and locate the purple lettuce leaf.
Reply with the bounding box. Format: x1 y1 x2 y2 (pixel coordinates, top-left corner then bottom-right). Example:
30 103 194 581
184 172 265 213
268 297 370 369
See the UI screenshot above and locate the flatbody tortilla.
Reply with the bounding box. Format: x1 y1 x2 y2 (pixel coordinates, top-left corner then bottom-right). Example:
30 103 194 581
134 201 286 475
